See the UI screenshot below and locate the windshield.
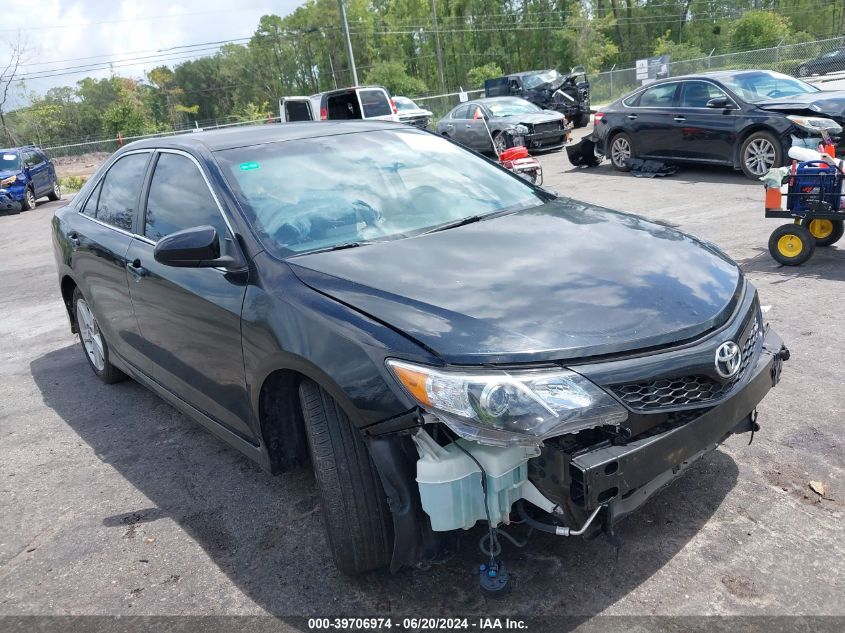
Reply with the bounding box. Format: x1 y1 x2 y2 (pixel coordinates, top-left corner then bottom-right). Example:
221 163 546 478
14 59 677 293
523 70 562 89
486 98 542 116
0 151 20 172
720 71 818 103
217 129 544 256
394 98 419 111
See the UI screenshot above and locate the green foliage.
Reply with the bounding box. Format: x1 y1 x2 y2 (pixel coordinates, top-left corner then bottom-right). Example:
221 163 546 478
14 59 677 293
467 64 504 89
730 10 791 51
101 86 155 137
236 101 272 122
364 61 428 97
59 175 88 192
653 32 706 62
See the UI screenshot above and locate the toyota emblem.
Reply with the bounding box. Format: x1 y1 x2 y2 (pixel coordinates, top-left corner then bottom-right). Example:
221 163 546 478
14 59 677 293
715 341 742 379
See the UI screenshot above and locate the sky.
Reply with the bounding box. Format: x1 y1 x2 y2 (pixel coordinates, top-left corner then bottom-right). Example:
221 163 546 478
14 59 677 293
3 0 304 107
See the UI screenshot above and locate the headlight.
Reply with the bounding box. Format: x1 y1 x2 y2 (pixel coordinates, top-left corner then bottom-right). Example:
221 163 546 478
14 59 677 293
386 359 627 446
787 115 842 135
514 124 529 135
0 175 17 187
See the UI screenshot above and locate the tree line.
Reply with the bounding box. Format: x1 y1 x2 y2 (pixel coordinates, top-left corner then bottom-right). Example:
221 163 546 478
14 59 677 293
3 0 843 148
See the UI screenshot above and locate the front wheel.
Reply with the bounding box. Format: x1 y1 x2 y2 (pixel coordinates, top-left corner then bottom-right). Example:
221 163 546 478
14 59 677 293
740 131 782 179
72 288 126 383
21 187 36 211
298 379 392 575
768 223 815 266
797 65 810 77
802 218 845 247
609 133 633 171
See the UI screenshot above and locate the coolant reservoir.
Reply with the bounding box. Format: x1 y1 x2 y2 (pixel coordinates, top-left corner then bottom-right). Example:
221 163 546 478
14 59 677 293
413 429 539 531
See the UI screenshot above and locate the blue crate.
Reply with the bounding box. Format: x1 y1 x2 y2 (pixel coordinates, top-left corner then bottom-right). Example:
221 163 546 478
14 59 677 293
786 161 843 213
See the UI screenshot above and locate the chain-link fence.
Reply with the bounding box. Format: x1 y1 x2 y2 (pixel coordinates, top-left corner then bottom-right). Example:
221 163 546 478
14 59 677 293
590 35 845 105
413 89 485 120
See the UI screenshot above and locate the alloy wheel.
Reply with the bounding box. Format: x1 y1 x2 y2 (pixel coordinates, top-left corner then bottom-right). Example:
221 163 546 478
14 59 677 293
611 136 631 168
76 299 106 371
744 138 776 177
25 189 36 209
53 181 61 198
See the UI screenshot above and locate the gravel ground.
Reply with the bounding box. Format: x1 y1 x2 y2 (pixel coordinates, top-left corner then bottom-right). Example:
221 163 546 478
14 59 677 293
0 135 843 623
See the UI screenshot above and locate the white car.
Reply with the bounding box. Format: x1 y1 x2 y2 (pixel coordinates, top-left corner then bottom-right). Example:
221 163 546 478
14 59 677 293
393 96 433 129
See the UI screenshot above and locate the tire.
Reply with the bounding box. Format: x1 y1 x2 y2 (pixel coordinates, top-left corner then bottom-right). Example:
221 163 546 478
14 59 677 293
47 179 61 201
609 132 633 171
72 288 126 384
740 131 783 179
21 187 36 211
298 379 392 575
492 131 507 155
768 223 815 266
802 218 844 247
797 65 810 77
574 112 591 128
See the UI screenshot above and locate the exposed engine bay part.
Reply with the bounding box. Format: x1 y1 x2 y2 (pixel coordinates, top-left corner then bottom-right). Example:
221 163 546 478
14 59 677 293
516 499 604 536
412 428 559 531
484 67 591 128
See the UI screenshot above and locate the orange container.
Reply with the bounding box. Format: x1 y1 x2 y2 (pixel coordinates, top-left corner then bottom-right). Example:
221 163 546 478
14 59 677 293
765 187 782 210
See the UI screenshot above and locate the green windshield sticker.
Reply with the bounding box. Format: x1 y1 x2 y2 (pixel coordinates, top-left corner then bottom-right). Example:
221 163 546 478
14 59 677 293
239 161 260 171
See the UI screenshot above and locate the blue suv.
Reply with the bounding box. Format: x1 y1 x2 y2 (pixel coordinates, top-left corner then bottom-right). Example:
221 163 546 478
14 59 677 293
0 146 61 211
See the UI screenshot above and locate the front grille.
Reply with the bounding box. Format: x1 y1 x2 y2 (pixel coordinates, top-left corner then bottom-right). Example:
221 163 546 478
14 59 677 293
610 316 762 412
531 121 563 134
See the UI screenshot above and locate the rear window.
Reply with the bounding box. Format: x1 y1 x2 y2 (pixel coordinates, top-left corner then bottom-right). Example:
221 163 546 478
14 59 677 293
359 89 392 117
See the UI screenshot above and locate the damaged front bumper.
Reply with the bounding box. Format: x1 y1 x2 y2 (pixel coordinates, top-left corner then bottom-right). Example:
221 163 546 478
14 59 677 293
0 190 21 212
568 327 785 523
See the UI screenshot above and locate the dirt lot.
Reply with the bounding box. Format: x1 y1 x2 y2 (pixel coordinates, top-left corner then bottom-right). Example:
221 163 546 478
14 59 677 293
1 135 843 624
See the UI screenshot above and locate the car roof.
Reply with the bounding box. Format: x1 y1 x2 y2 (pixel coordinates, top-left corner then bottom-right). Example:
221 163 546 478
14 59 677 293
470 96 534 106
121 120 404 153
643 69 792 85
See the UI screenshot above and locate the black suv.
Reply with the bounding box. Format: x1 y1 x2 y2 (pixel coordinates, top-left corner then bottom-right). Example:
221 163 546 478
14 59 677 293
52 122 786 576
485 67 592 127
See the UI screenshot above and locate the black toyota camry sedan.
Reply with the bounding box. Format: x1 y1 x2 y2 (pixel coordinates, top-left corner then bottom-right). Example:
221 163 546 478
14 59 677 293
52 121 787 576
593 69 845 178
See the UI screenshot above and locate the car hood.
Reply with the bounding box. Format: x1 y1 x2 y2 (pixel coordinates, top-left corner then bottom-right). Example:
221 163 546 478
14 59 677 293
756 91 845 118
0 170 19 180
492 112 566 125
288 200 743 364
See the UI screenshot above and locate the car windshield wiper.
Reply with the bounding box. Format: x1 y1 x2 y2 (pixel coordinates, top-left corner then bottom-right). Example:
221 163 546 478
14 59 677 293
423 215 487 235
292 240 375 256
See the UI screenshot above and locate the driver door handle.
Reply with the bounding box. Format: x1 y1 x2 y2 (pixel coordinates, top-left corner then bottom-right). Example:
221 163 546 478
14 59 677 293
674 116 686 122
627 114 637 120
126 258 146 279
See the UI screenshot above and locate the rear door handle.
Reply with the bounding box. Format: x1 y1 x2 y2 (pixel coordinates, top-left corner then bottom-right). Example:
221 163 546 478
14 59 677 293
627 114 637 120
465 124 472 128
674 116 686 122
67 231 80 247
126 259 146 279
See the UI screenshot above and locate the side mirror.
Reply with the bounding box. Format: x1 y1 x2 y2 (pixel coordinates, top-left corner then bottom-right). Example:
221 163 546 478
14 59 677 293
154 225 233 268
706 97 731 109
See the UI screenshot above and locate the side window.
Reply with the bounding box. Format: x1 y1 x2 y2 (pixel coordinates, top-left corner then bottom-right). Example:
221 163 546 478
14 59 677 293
81 181 102 217
23 151 36 167
468 105 484 120
451 105 470 119
638 83 678 108
144 153 228 242
680 81 729 108
95 153 149 231
358 89 392 118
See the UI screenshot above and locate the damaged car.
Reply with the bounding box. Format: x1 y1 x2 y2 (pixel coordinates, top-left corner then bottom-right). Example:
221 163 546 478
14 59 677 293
52 122 788 577
485 67 592 128
436 97 569 153
593 70 844 178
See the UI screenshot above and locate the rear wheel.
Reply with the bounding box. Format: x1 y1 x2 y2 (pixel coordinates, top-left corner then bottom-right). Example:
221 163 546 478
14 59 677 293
72 288 126 384
609 133 633 171
574 112 591 128
21 187 36 211
740 131 782 179
298 379 392 575
47 180 61 201
768 223 815 266
802 218 844 246
797 65 810 77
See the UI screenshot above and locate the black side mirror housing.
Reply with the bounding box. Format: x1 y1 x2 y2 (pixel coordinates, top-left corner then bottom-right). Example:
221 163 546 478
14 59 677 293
706 97 731 109
154 225 236 268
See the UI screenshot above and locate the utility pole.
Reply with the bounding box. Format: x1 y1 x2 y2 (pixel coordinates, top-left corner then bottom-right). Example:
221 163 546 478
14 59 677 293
337 0 358 85
431 0 446 93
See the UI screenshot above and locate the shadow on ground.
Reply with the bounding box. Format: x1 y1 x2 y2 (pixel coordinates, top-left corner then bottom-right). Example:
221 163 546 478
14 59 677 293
736 245 845 282
31 345 739 618
564 162 759 186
